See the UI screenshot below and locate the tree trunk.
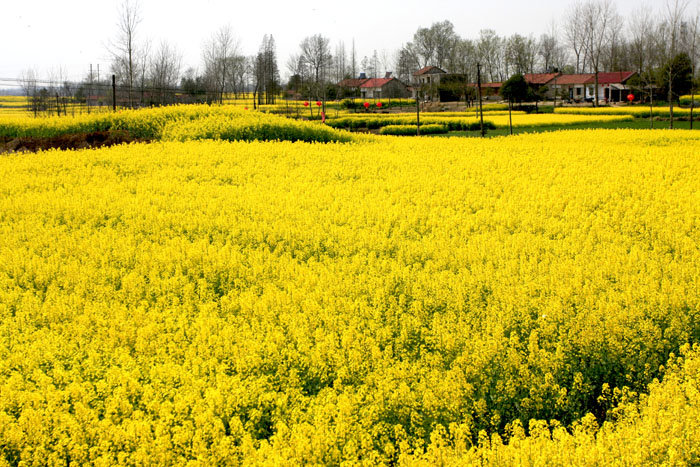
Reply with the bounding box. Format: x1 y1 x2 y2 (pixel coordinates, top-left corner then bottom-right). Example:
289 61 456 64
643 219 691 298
669 68 674 130
508 100 513 135
594 71 599 107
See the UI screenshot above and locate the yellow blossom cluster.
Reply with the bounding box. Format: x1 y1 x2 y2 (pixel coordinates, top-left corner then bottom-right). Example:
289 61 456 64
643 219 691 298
0 104 357 143
327 113 633 131
555 106 694 118
0 128 699 464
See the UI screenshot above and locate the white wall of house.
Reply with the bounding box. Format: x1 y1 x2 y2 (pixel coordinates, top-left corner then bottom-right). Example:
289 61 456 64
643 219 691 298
553 84 595 101
361 88 381 99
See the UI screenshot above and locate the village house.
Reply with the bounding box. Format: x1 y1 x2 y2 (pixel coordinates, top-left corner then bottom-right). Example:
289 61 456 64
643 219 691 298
549 72 636 102
411 66 447 99
590 71 637 102
337 73 409 99
337 73 370 98
549 73 594 101
524 73 560 95
360 73 410 99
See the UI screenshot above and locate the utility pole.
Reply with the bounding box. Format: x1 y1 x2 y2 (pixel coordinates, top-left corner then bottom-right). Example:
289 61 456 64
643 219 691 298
88 64 93 114
477 63 485 137
416 89 421 136
112 74 117 111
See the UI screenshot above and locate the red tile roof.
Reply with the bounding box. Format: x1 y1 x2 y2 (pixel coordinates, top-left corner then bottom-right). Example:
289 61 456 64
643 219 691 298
553 74 594 85
360 78 394 88
524 73 560 85
584 71 636 84
338 78 369 87
413 66 446 76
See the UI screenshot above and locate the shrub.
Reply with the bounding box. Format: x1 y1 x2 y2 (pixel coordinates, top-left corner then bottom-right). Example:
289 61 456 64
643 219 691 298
379 124 448 135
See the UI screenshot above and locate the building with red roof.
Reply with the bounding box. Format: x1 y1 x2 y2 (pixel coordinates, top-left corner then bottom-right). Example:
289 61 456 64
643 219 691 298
360 74 410 99
411 66 447 99
524 73 560 86
549 71 636 103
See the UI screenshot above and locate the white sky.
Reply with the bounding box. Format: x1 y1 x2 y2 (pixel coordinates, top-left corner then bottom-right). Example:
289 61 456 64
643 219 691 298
0 0 681 86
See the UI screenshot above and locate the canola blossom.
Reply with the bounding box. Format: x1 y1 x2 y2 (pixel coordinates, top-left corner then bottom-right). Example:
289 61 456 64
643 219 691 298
0 129 699 464
0 105 358 143
554 106 695 118
327 113 634 131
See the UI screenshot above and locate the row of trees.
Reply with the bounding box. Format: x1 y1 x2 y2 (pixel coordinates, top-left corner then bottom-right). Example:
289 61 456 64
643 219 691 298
17 0 700 113
279 0 699 106
109 1 281 107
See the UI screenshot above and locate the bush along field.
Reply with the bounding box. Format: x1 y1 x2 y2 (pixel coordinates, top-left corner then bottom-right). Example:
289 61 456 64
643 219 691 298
0 118 699 464
0 104 359 143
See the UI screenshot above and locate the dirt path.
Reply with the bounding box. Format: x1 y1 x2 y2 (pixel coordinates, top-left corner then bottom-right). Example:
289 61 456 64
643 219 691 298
0 131 147 154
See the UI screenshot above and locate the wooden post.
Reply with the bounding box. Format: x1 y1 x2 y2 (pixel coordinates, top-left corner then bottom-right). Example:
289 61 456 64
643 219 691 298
649 82 653 130
477 63 485 137
508 99 513 135
112 74 117 111
691 68 695 130
416 90 420 136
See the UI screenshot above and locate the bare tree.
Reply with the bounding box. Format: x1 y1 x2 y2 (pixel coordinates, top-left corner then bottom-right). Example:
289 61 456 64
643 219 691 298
19 69 40 117
602 11 625 73
581 0 618 106
333 41 348 82
688 8 699 128
505 34 537 75
407 20 459 70
660 0 690 127
628 4 660 125
350 39 358 79
202 25 241 103
299 34 333 101
565 2 588 74
539 31 560 72
149 41 182 105
109 0 142 108
477 29 505 82
394 46 418 84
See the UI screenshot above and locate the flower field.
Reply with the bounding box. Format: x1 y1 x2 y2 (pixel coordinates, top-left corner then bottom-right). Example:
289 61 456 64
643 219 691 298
554 106 696 118
327 112 634 131
1 117 699 464
0 105 357 143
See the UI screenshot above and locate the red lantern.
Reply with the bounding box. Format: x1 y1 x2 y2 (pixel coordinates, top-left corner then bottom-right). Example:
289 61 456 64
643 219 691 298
303 101 309 107
376 102 382 108
244 107 248 110
627 93 635 102
363 102 370 109
316 101 322 106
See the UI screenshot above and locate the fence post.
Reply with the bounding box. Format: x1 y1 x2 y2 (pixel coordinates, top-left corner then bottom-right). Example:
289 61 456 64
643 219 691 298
112 75 116 111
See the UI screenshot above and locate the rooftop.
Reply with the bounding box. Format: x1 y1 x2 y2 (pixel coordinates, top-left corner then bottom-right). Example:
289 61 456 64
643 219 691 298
413 66 447 76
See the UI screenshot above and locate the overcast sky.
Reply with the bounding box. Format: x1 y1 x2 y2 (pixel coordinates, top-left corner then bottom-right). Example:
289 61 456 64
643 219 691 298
0 0 683 87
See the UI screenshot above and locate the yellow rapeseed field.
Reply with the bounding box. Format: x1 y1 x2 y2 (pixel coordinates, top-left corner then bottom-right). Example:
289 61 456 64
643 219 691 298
1 123 699 465
554 105 695 118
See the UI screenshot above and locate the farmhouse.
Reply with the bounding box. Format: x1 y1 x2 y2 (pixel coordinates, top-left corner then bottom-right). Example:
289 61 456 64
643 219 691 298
549 72 636 102
360 74 410 99
524 73 560 94
337 75 370 98
411 66 447 99
591 71 637 102
550 74 594 102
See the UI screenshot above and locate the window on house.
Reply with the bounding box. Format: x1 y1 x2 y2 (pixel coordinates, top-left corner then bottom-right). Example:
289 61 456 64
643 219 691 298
576 88 581 96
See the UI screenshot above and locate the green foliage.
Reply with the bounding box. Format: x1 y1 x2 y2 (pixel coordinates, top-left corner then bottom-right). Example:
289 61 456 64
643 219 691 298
500 74 530 103
660 53 694 99
379 124 448 135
